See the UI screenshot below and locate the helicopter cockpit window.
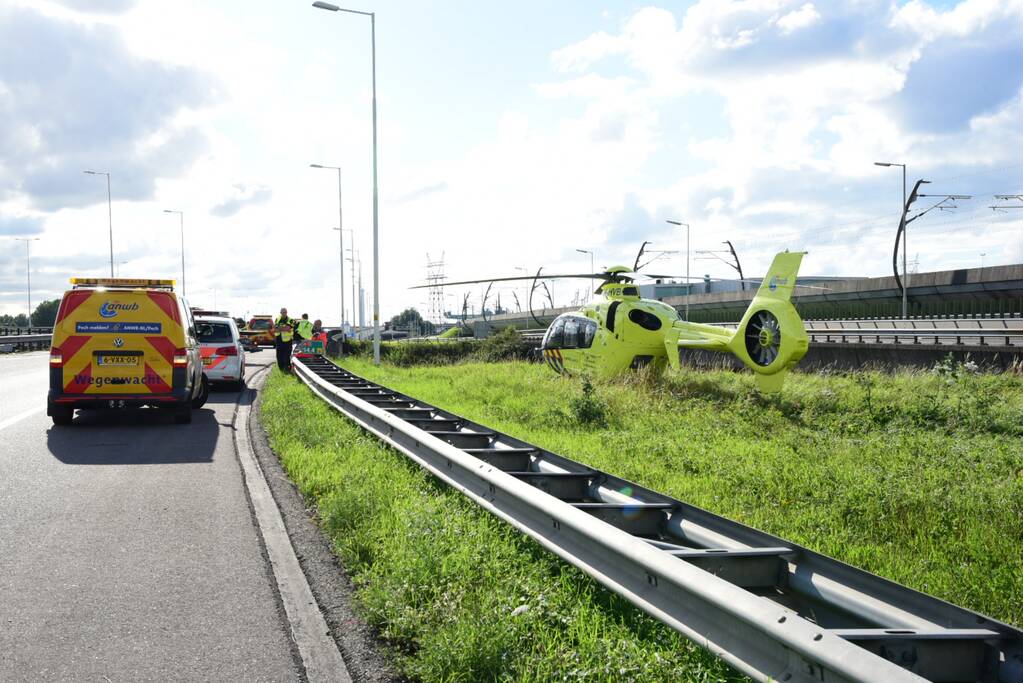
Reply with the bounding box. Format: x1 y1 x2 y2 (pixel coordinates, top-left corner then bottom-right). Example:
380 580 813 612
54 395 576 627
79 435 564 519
628 308 662 331
623 286 639 296
543 316 597 349
563 318 579 348
581 319 596 347
543 317 566 349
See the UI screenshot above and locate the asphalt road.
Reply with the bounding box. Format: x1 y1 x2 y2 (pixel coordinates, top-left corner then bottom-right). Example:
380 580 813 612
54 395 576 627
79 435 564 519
0 350 300 681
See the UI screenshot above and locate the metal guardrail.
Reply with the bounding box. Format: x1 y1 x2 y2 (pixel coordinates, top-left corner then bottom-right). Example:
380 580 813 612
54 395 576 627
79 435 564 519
0 334 51 352
293 356 1023 683
809 328 1023 348
0 327 52 336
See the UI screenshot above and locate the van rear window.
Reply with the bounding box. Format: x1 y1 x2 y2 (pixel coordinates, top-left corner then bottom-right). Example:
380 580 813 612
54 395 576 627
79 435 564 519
197 322 233 343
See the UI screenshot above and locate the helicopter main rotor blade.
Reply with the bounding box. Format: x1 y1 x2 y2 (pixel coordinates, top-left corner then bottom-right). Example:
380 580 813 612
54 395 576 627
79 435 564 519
631 273 832 292
409 273 613 289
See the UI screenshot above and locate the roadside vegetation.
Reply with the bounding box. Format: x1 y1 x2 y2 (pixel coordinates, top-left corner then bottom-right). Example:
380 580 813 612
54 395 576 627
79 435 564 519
347 327 532 366
262 357 1022 680
262 369 738 682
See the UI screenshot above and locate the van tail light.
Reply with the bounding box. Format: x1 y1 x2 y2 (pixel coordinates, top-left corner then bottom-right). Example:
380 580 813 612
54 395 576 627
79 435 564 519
50 347 63 367
173 349 189 367
216 345 238 357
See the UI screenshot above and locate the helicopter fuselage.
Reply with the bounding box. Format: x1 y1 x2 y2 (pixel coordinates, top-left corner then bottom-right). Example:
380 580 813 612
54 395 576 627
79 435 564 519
541 283 688 376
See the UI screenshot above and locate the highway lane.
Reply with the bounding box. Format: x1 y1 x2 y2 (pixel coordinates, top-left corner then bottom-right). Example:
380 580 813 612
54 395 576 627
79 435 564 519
0 351 49 429
0 350 300 681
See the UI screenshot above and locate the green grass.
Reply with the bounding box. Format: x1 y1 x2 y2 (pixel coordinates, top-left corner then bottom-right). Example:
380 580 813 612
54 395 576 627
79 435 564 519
262 359 1023 681
338 359 1023 627
262 369 738 682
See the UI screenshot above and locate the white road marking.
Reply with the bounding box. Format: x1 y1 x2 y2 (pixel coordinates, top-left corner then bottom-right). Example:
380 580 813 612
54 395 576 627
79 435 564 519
234 368 352 683
0 406 45 432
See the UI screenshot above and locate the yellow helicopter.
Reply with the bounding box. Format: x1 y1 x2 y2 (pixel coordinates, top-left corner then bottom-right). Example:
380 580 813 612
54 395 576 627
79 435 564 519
416 251 809 393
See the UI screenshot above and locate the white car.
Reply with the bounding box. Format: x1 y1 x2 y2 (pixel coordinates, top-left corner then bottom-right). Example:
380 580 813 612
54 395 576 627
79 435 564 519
195 315 246 388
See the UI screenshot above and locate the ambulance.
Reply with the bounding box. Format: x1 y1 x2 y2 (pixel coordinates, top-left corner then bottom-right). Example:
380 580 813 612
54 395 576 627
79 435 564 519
47 278 209 425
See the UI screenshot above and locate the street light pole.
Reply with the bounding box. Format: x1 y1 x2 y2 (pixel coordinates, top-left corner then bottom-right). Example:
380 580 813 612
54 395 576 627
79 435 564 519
312 164 345 327
666 220 690 320
163 210 186 297
312 1 380 363
83 170 113 276
875 162 908 318
346 241 357 333
14 237 40 326
575 249 594 296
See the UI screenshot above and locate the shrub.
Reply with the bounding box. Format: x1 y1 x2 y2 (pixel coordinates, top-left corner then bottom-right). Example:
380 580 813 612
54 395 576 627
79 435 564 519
569 379 609 427
343 327 532 366
475 326 533 363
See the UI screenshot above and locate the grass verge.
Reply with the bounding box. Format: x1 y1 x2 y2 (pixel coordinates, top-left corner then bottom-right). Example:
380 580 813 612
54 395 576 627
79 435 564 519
338 358 1023 628
261 369 739 682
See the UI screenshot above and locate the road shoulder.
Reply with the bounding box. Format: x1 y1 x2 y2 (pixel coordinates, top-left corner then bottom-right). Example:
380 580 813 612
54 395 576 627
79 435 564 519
247 372 401 683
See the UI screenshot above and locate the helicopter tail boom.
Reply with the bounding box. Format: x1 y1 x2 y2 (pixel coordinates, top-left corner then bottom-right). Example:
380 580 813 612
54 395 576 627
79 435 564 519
667 251 809 392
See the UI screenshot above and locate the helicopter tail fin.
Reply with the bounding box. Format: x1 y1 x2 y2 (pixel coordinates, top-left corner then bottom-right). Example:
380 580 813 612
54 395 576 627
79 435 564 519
724 251 809 393
753 251 804 303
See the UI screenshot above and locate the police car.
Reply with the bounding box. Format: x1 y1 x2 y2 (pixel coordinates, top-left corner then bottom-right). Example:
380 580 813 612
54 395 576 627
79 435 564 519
47 278 208 425
194 314 246 389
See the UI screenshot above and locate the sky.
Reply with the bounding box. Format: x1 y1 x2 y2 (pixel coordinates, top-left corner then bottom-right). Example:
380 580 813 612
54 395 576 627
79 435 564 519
1 0 1022 326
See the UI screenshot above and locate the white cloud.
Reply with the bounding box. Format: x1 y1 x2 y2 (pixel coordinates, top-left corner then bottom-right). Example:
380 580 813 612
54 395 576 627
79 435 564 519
776 3 821 35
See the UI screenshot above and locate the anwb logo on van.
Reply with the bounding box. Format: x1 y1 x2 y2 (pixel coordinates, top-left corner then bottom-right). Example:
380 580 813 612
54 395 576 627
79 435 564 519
99 301 140 318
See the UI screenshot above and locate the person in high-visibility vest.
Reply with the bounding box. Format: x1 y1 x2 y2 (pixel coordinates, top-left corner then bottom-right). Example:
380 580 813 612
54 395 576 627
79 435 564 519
296 313 314 341
273 307 297 372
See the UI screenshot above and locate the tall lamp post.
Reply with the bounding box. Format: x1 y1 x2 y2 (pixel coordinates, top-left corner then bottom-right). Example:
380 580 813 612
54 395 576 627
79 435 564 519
83 170 114 276
163 209 186 297
874 161 907 318
575 248 594 296
313 164 345 327
666 220 690 320
346 246 358 334
14 237 40 326
343 231 356 329
312 1 381 364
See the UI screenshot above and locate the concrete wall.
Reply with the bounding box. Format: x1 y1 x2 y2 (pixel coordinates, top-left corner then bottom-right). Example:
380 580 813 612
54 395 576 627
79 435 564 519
680 345 1023 372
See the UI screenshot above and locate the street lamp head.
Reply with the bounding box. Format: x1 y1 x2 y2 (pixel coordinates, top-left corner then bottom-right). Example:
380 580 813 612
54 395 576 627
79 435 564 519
83 169 108 176
575 249 589 255
874 162 892 167
312 1 340 10
310 163 324 168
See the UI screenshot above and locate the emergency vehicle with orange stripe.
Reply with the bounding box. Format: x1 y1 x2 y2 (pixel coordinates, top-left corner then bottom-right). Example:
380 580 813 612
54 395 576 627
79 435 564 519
47 278 209 426
195 313 246 388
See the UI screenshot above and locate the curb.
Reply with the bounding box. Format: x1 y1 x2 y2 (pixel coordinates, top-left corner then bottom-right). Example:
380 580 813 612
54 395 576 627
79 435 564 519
234 367 352 683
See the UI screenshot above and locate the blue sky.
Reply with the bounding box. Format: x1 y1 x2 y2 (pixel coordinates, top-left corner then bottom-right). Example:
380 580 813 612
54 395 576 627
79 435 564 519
1 0 1022 324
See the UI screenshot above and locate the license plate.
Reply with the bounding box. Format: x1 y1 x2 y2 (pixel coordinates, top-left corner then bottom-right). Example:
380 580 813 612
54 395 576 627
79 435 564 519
97 355 139 367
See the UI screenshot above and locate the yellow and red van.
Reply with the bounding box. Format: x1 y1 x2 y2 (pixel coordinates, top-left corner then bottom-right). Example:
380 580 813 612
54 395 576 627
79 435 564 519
47 278 208 425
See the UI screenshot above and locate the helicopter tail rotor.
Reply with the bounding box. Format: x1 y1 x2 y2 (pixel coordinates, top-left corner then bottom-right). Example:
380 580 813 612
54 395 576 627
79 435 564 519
729 252 808 391
668 251 808 393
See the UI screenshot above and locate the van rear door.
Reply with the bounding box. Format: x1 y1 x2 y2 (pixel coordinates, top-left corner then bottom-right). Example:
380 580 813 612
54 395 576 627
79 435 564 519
53 289 186 397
